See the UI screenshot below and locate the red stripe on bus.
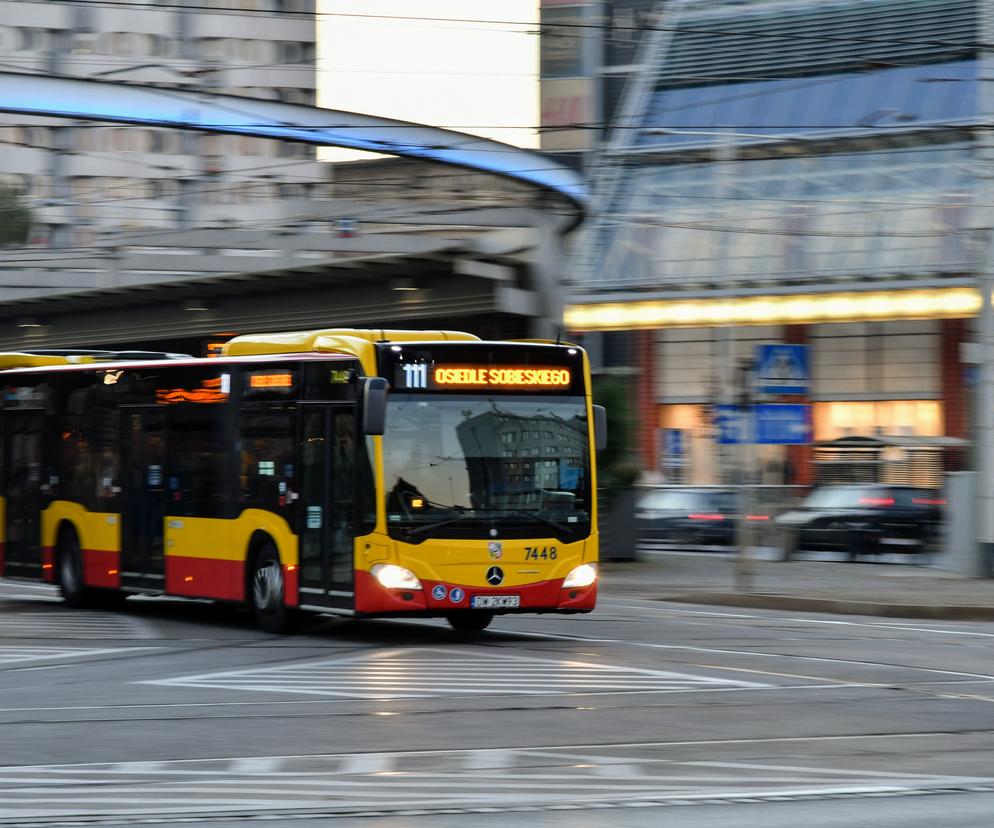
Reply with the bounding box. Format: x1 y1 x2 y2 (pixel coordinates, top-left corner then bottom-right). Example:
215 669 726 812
42 545 56 583
355 570 595 616
558 581 597 611
166 556 245 601
284 563 299 608
83 549 120 589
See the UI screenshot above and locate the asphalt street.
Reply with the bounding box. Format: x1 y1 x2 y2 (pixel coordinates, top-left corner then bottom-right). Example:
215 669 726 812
3 571 994 827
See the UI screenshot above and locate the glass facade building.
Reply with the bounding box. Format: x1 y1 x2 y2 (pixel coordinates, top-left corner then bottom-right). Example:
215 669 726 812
568 0 980 485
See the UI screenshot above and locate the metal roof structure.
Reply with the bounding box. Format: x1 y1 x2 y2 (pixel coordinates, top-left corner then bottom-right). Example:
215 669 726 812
0 72 588 221
661 0 975 86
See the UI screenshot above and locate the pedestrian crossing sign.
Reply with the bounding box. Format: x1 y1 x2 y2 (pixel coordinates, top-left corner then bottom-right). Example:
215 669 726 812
755 344 809 395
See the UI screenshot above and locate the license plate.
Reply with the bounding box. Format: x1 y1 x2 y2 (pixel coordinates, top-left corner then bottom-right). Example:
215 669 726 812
471 595 520 609
880 537 919 546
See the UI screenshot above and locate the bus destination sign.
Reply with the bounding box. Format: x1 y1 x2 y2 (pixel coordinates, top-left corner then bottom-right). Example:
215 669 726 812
399 363 572 391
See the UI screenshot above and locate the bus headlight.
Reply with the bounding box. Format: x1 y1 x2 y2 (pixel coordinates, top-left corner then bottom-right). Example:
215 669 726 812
562 563 598 588
371 563 422 590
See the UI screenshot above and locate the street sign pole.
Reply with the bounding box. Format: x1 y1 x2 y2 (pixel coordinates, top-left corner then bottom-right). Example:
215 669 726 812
715 131 737 484
977 0 994 577
735 359 754 592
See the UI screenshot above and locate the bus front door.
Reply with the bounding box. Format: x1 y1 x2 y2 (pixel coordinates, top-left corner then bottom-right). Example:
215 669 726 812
298 405 356 610
3 410 45 579
120 407 167 590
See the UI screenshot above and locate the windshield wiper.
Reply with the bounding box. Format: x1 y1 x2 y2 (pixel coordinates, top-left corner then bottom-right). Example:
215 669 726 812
486 509 569 534
404 513 478 538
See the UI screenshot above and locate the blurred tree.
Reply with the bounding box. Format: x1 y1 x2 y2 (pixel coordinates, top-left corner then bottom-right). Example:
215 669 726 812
593 371 642 561
0 187 31 247
592 372 641 491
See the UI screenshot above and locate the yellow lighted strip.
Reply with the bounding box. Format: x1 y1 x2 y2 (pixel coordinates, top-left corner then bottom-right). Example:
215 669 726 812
563 287 981 331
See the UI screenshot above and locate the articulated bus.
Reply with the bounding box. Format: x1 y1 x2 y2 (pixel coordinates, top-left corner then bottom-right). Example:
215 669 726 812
0 329 604 632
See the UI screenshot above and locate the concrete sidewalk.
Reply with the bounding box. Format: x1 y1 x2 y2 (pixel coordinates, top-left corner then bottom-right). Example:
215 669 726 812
602 552 994 620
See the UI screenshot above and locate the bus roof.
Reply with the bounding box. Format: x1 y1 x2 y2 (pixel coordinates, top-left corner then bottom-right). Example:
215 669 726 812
222 328 480 357
0 331 582 377
0 351 355 376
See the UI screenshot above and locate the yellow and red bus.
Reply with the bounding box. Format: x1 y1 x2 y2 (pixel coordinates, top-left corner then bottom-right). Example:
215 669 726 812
0 329 604 632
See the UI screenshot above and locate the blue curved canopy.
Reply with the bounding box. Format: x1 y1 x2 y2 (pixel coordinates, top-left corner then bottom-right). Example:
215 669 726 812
0 72 587 217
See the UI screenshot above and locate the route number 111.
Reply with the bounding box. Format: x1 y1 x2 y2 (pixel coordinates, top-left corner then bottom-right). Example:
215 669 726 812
402 363 428 389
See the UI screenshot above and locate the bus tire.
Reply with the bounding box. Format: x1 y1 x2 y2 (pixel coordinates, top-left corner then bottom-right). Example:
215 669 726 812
56 526 91 609
249 540 296 634
446 611 493 633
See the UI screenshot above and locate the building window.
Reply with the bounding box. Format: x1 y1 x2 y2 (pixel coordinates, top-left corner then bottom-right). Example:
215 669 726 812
813 401 943 442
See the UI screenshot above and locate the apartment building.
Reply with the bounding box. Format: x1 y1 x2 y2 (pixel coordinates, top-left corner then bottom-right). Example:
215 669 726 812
0 0 323 246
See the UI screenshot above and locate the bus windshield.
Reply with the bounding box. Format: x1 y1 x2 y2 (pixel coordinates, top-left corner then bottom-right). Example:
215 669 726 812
383 394 591 541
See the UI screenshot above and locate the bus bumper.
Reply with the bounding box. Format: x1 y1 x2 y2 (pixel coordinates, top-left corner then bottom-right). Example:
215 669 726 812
355 571 597 616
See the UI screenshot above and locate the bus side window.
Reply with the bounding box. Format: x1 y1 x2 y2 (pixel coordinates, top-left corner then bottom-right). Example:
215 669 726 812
169 406 229 518
92 385 120 510
60 386 93 505
237 406 295 512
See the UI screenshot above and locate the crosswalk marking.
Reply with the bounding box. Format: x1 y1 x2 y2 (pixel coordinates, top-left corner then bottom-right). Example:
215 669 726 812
0 610 154 640
0 645 155 667
141 647 769 699
0 747 987 822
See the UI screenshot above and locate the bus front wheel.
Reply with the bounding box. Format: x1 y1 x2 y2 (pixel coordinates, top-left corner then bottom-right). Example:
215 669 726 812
250 541 295 634
57 528 90 609
446 611 493 633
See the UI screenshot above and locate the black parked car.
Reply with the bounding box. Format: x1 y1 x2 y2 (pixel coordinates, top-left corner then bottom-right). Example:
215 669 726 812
636 488 745 547
775 484 944 559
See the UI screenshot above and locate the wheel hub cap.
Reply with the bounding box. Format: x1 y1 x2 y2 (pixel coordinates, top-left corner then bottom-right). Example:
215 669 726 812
253 562 283 611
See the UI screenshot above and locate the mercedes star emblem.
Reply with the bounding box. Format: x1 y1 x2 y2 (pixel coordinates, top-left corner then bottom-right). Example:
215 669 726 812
486 566 504 586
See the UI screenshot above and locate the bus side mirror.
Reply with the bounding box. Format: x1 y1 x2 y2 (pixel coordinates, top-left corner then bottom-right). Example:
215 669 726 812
593 405 607 452
362 377 389 435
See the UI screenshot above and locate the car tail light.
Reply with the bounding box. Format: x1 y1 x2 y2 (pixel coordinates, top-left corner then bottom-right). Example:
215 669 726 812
858 497 894 506
746 514 770 521
688 513 725 521
913 498 946 505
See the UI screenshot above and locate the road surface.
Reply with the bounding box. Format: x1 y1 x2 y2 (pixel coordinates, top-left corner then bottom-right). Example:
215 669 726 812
2 575 994 826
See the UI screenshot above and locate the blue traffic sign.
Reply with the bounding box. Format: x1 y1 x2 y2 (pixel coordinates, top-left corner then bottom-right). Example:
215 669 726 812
664 428 684 457
714 405 748 445
714 404 811 445
754 404 811 445
661 428 686 467
756 344 809 395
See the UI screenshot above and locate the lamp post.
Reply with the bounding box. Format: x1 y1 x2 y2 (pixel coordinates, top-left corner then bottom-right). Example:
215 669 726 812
976 0 994 576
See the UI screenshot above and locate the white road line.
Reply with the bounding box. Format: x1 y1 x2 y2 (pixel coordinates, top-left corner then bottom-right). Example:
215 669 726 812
685 760 957 781
599 598 994 639
0 581 58 592
140 647 769 699
227 757 284 774
501 624 994 686
464 749 513 770
0 646 158 667
340 754 394 774
0 749 988 822
6 734 992 771
107 762 163 774
0 610 160 640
